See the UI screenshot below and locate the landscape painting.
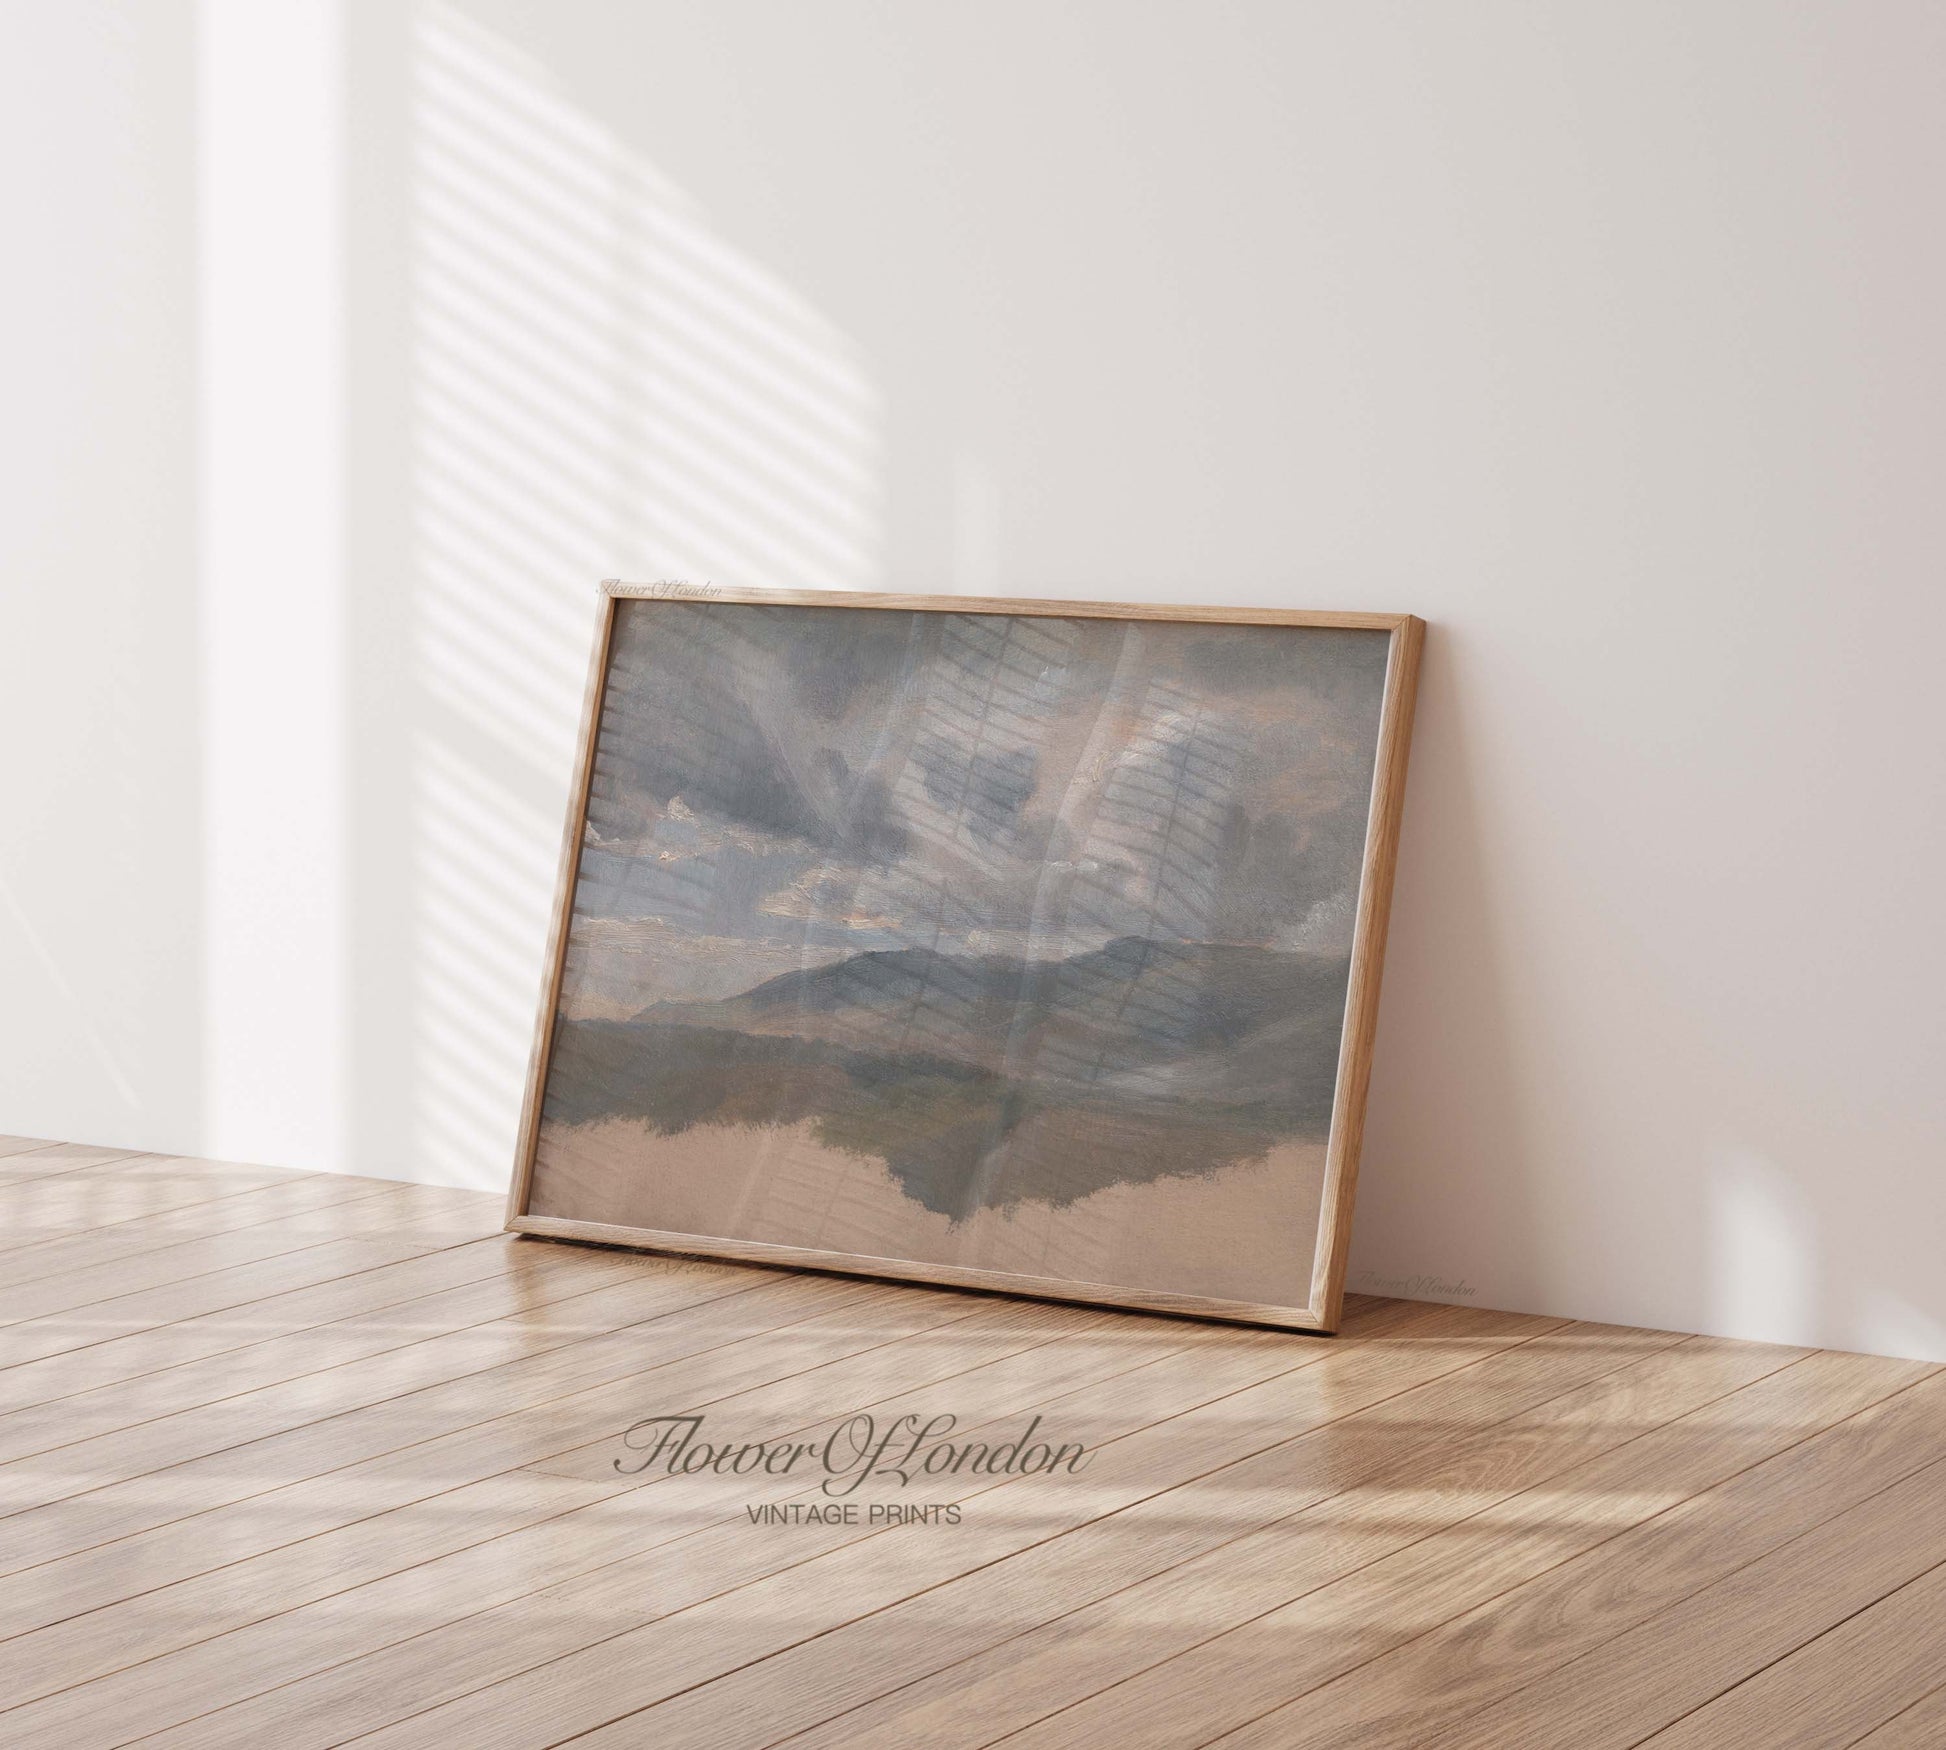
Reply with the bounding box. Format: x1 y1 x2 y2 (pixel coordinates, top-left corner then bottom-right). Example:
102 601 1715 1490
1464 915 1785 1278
515 589 1419 1328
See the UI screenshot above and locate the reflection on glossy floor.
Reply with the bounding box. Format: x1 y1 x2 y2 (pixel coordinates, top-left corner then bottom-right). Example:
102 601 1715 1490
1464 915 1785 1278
0 1136 1941 1748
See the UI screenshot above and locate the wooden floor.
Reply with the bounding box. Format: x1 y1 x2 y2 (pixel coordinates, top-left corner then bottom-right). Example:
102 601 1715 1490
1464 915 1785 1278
1 1143 1943 1749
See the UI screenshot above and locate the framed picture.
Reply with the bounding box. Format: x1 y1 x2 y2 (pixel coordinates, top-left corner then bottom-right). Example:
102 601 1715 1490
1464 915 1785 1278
507 584 1422 1332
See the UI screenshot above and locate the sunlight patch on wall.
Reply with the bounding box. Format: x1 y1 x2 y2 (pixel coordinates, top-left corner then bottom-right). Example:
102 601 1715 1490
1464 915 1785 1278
403 3 882 1182
1707 1146 1818 1348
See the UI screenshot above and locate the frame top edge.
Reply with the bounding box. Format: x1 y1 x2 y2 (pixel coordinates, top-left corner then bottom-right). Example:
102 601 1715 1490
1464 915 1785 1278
597 581 1416 631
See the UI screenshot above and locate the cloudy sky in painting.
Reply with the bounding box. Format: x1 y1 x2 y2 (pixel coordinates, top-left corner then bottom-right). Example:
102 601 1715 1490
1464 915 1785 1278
565 601 1389 998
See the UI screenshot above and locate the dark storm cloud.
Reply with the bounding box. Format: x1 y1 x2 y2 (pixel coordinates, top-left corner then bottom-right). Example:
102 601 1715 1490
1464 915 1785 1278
777 607 921 720
1171 626 1391 704
1210 797 1372 943
583 601 1388 954
593 601 912 866
916 738 1039 844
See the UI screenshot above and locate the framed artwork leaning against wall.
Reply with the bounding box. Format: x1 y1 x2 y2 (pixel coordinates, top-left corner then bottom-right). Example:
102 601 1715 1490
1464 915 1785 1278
506 584 1423 1332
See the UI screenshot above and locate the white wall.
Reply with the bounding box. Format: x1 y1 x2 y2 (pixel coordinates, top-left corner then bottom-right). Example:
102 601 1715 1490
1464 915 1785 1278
4 0 1943 1358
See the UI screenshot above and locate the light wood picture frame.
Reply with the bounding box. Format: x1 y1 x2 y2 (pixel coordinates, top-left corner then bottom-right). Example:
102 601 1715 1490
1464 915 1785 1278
507 583 1422 1333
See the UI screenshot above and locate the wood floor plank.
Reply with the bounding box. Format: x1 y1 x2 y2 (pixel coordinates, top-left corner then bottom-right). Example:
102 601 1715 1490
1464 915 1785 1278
0 1182 496 1327
129 1301 1340 1750
1850 1682 1946 1747
556 1316 1688 1750
316 1303 1561 1750
991 1346 1933 1750
0 1169 418 1286
0 1277 975 1711
0 1257 780 1522
0 1235 531 1413
3 1153 1943 1750
0 1231 498 1372
107 1303 1375 1750
0 1256 788 1589
0 1156 314 1255
1420 1452 1946 1749
81 1302 1142 1750
1194 1359 1946 1750
1633 1558 1946 1749
0 1186 502 1368
0 1241 468 1370
0 1145 153 1189
772 1329 1801 1750
3 1295 1124 1748
0 1239 648 1467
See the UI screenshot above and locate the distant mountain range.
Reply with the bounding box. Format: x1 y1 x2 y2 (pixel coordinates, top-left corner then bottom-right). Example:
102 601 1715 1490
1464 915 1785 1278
638 936 1350 1100
542 937 1353 1217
